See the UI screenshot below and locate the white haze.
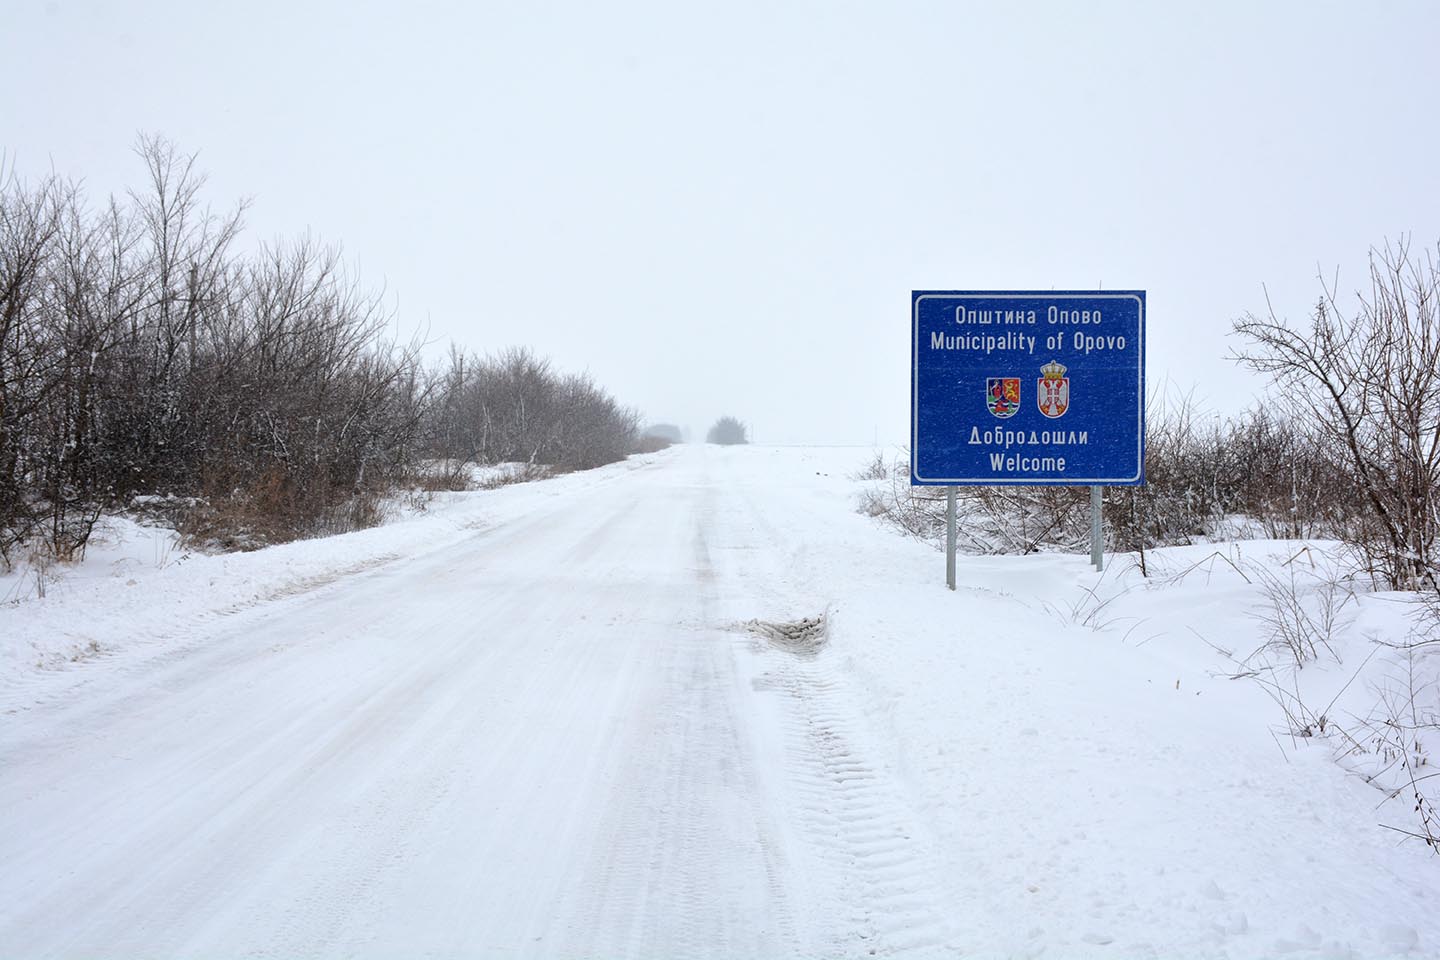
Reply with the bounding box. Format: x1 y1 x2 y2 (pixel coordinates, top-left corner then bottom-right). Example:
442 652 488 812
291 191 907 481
5 0 1439 441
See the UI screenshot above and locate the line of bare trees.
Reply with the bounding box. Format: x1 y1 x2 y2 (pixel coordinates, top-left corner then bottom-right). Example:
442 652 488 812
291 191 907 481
0 137 640 564
424 346 638 476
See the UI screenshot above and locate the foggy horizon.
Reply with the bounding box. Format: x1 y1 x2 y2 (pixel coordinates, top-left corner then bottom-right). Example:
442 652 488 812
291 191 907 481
7 0 1439 442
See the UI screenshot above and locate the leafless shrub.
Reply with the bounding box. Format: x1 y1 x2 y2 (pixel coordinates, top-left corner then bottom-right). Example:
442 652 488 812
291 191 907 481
854 453 948 543
1105 389 1347 560
406 460 474 493
1042 573 1138 633
1211 605 1437 850
1364 647 1440 850
1252 662 1346 743
862 383 1378 568
476 462 553 490
1109 388 1221 557
863 393 1308 558
1225 407 1358 540
1155 547 1253 588
1290 642 1440 852
850 450 890 482
860 455 1092 554
1205 632 1369 747
966 485 1089 554
1247 560 1355 666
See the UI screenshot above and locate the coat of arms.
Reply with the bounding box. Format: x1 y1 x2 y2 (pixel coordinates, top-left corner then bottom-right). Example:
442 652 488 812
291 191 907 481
1037 361 1069 418
986 377 1020 418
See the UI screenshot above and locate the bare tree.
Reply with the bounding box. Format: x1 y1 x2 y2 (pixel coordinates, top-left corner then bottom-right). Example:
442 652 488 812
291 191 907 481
0 169 68 564
1233 240 1440 591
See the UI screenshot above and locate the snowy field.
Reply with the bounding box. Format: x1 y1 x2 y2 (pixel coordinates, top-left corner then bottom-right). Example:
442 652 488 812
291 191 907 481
2 445 1438 958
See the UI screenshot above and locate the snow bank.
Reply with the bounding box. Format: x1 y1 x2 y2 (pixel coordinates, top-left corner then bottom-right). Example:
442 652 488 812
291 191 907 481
0 451 669 697
706 444 1440 958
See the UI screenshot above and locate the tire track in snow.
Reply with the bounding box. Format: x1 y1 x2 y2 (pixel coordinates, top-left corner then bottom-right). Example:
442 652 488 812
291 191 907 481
753 647 956 958
721 468 957 956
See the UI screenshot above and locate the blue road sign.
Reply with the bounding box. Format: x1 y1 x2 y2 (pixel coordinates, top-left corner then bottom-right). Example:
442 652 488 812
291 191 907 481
911 291 1145 485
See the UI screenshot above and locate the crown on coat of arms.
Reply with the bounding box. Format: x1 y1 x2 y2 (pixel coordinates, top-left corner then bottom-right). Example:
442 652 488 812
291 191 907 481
1039 360 1068 380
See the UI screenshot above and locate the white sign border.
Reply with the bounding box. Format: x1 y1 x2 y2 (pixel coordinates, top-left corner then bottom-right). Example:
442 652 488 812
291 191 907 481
911 291 1145 485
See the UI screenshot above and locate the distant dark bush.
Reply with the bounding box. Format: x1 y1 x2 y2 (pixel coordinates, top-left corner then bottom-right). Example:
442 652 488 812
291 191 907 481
707 416 748 445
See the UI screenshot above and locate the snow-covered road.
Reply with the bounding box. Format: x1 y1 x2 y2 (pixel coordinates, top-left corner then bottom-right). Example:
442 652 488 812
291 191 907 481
3 446 1439 958
1 447 941 957
3 452 775 954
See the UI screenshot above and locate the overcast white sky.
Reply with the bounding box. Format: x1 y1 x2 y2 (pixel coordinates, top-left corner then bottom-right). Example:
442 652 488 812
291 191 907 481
6 0 1439 442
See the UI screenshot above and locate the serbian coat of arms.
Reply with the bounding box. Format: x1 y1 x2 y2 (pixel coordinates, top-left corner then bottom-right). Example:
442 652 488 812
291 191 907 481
986 377 1021 418
1036 361 1069 418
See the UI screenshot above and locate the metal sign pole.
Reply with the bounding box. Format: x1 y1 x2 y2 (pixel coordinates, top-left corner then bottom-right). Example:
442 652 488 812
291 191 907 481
946 486 957 590
1090 485 1104 571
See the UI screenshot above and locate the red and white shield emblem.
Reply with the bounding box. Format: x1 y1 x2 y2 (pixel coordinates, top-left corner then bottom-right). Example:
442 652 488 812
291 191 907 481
1037 361 1069 419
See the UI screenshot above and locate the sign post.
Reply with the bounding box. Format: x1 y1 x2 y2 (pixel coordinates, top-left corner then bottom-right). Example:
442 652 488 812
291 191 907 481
911 291 1145 585
946 486 957 590
1091 484 1104 571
